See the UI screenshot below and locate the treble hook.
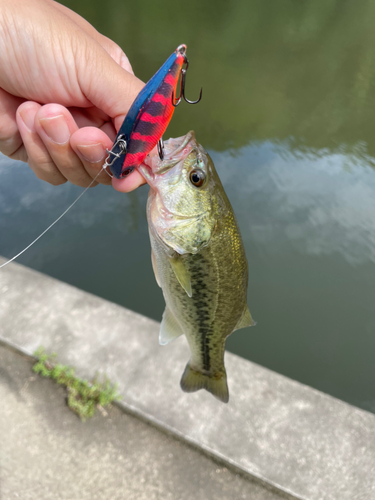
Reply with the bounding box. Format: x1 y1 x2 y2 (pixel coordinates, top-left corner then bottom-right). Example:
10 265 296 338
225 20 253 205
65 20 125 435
172 59 202 107
157 137 165 160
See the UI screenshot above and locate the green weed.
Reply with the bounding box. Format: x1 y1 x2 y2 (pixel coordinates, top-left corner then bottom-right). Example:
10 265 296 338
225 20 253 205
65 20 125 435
33 347 120 421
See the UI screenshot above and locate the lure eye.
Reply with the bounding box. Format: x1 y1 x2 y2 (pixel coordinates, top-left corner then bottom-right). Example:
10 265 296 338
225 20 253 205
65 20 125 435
189 169 206 187
120 167 134 178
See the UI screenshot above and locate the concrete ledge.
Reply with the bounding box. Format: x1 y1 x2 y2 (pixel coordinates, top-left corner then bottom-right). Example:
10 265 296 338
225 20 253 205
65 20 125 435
1 257 374 500
1 345 285 500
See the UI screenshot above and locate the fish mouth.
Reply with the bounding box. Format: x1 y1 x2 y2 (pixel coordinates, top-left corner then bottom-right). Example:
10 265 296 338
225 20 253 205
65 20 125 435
139 131 198 184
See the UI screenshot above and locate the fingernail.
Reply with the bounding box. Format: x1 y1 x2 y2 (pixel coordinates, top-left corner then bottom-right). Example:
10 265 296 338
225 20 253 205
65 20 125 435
19 107 36 132
76 143 106 163
39 115 70 144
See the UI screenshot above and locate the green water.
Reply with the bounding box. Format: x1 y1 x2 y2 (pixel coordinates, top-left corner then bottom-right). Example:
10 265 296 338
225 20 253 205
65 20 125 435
1 0 375 412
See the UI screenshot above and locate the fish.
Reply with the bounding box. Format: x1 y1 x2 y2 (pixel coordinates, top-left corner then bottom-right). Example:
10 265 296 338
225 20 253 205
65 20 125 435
139 131 254 403
108 45 187 179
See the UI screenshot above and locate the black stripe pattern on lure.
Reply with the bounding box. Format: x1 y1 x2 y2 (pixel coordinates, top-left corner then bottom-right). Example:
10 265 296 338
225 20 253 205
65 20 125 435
139 131 255 403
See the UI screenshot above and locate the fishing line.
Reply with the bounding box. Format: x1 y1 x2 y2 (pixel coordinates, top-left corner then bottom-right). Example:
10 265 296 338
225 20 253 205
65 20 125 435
0 168 104 269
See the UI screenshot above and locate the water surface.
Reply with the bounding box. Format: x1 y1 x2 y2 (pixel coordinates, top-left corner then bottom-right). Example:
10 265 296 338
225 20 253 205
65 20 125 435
1 0 375 412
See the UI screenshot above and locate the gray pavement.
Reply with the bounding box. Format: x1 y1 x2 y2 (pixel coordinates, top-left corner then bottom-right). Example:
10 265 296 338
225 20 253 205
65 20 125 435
0 344 286 500
1 258 375 500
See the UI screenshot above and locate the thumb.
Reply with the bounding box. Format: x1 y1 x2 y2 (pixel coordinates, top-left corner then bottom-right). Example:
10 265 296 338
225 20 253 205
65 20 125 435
76 40 145 131
98 39 135 76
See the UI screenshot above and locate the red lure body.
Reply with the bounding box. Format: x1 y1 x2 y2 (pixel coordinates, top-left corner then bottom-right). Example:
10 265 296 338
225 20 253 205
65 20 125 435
108 45 186 178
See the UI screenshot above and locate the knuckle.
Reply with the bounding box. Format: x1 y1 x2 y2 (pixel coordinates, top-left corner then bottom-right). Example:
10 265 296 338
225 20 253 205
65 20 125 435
0 121 21 156
34 169 67 186
30 153 54 170
28 158 67 186
102 39 129 69
8 146 28 163
109 44 124 65
48 177 67 186
0 134 23 157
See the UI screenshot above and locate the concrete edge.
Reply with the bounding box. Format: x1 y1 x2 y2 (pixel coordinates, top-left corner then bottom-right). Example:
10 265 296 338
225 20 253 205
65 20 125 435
1 258 375 500
0 334 299 500
116 398 304 500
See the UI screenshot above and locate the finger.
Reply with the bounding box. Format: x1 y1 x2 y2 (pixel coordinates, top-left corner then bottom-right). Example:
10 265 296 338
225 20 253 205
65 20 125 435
112 169 146 193
69 106 108 129
70 126 114 186
0 87 25 157
8 141 28 163
16 101 67 184
35 103 96 187
93 36 135 75
100 121 117 142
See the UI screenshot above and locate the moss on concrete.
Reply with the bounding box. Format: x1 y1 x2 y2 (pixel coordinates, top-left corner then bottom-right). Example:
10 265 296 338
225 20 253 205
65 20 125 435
33 347 120 421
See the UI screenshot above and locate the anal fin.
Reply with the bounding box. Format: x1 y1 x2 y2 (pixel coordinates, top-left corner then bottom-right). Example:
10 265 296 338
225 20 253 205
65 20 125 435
159 307 184 345
234 306 256 331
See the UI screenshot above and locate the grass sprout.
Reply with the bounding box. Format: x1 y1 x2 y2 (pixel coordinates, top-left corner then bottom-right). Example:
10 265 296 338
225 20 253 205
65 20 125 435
33 347 120 421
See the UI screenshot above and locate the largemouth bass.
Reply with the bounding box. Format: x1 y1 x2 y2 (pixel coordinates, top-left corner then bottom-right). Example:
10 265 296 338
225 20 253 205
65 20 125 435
140 131 254 403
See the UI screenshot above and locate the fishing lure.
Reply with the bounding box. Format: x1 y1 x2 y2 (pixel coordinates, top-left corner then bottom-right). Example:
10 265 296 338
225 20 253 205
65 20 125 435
104 44 202 179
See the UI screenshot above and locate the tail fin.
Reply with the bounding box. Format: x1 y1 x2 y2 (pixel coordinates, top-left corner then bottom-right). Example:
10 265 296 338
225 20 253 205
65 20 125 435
180 363 229 403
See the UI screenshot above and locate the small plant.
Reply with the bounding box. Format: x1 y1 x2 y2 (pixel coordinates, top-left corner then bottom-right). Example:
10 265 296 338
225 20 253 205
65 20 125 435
33 347 120 421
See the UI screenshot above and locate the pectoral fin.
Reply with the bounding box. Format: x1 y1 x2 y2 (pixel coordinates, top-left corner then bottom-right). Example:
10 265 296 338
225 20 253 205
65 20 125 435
159 307 184 345
234 306 256 331
151 250 161 288
169 256 192 297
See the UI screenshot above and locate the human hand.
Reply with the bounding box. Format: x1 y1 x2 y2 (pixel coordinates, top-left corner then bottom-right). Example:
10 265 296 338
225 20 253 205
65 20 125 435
0 0 146 192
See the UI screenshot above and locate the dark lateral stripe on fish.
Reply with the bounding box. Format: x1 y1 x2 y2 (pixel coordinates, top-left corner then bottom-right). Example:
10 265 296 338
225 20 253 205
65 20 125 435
199 328 211 372
190 254 212 372
199 327 212 372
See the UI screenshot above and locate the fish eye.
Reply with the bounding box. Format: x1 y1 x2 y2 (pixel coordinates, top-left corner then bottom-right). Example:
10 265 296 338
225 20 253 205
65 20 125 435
189 169 206 187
